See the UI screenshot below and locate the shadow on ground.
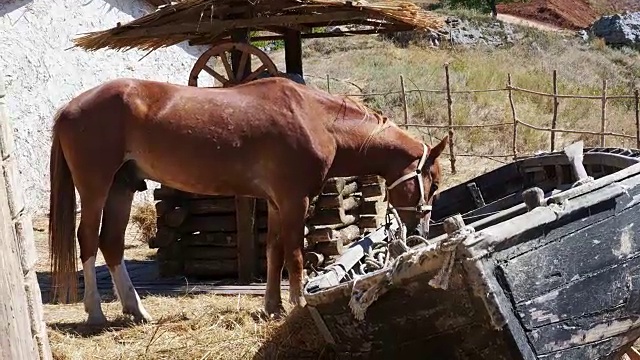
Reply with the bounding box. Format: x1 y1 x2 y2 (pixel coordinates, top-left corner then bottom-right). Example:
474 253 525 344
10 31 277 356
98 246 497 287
253 306 337 360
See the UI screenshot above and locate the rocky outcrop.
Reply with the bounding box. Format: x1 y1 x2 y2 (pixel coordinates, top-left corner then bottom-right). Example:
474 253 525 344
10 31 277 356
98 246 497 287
382 17 521 49
591 12 640 48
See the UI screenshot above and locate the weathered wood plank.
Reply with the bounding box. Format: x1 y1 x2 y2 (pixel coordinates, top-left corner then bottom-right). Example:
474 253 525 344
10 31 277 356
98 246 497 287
175 213 268 233
185 197 268 215
359 200 387 216
236 196 257 282
313 239 344 256
307 224 361 245
182 246 238 260
316 194 343 209
322 177 358 195
503 202 640 304
515 255 640 329
529 308 640 354
357 174 384 187
0 69 50 359
360 183 384 198
537 327 640 360
163 206 188 227
494 192 620 262
307 208 358 226
358 215 385 229
177 231 267 247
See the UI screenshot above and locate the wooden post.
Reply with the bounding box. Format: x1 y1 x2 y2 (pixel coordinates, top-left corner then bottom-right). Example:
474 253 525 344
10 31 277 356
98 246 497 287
326 74 331 93
0 71 52 359
551 70 559 152
284 29 303 76
508 73 518 160
400 75 408 128
443 214 465 235
635 89 639 149
600 79 608 147
231 29 258 282
522 187 544 211
444 64 456 174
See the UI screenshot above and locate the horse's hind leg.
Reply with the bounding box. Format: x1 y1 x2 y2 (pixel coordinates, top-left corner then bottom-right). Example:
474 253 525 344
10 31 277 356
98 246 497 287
77 192 110 325
98 172 152 323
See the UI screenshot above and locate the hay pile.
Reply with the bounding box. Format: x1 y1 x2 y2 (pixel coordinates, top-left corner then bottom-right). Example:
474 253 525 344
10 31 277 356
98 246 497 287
73 0 446 52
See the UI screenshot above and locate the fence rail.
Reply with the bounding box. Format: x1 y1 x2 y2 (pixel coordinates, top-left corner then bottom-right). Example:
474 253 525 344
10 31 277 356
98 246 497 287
311 65 640 174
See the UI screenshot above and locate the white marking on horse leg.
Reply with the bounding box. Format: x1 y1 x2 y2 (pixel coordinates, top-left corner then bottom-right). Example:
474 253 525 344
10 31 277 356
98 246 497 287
109 259 152 323
83 256 107 325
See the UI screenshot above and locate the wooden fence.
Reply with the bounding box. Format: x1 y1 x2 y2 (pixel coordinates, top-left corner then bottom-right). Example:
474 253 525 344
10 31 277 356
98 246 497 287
314 65 640 174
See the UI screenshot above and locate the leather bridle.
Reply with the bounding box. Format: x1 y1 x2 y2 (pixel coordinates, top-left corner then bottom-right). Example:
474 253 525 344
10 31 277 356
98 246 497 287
386 143 435 214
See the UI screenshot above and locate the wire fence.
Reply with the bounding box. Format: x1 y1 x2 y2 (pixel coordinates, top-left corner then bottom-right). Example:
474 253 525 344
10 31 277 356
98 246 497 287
306 66 640 174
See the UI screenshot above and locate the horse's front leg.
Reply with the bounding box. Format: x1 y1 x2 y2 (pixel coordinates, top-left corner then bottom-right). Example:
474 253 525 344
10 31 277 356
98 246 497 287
277 196 309 308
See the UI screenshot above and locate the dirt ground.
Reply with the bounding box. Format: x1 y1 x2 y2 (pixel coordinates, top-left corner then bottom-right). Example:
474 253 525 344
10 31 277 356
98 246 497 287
496 0 640 31
496 0 599 30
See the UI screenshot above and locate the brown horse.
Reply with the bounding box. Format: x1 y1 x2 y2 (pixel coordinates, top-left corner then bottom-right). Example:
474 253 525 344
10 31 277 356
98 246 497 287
48 76 447 324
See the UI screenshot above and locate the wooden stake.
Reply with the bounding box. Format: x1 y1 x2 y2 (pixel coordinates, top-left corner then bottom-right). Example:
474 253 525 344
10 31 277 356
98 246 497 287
600 79 607 147
400 75 409 128
326 74 330 93
635 89 639 149
551 70 559 152
508 73 518 160
444 64 456 174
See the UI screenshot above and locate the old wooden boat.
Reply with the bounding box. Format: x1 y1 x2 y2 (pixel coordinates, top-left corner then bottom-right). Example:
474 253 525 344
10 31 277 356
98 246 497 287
303 142 640 359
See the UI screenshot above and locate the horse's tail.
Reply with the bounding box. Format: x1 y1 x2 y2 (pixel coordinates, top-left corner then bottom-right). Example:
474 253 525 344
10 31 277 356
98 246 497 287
49 107 78 304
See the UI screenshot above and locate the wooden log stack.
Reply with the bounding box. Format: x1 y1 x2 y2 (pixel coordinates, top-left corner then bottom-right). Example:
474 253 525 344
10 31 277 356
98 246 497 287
150 186 268 279
304 175 388 271
151 174 388 279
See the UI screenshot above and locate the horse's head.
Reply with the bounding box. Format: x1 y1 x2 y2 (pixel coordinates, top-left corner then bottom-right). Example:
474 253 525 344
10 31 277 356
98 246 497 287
386 135 448 238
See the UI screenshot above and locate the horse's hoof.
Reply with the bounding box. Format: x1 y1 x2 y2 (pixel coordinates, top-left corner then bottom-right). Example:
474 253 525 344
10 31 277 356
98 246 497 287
86 313 107 326
131 313 152 324
289 293 307 308
125 308 153 324
263 303 286 320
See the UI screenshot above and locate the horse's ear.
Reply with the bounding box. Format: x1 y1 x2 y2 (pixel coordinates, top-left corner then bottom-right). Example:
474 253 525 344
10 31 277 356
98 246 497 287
428 135 449 161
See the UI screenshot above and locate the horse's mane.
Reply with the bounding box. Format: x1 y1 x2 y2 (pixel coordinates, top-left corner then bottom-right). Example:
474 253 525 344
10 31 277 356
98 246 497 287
339 95 394 153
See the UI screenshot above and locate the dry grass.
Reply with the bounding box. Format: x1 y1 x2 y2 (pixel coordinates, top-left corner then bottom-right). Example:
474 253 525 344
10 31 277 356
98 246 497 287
35 211 331 360
130 201 158 244
296 29 640 162
45 294 330 360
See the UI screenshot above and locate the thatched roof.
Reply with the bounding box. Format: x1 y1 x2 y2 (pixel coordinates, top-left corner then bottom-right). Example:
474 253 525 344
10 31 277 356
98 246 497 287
73 0 446 52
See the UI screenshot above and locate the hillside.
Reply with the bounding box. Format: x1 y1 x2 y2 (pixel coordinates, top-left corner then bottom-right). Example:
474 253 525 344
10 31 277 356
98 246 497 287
287 18 639 185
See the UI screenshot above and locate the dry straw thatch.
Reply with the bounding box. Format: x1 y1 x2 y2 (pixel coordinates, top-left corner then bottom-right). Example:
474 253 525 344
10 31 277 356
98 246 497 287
73 0 446 52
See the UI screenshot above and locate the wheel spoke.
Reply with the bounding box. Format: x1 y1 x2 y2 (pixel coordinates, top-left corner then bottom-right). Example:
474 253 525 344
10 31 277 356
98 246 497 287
203 65 228 85
220 53 234 80
243 64 268 83
236 51 249 82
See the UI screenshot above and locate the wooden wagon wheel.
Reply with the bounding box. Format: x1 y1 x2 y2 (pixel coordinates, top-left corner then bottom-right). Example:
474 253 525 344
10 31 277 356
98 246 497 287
188 42 279 88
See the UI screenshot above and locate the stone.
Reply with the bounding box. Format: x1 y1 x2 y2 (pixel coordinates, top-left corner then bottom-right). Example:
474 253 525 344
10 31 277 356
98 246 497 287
591 12 640 49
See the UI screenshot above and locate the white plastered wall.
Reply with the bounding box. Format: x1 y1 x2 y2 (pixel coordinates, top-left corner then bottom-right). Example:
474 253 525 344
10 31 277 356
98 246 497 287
0 0 210 214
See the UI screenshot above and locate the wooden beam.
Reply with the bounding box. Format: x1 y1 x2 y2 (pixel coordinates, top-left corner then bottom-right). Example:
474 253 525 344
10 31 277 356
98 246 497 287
116 11 375 38
284 29 303 76
188 26 414 46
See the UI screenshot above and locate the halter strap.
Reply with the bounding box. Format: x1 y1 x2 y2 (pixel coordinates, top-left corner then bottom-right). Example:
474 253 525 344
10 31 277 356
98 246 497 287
387 143 432 213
